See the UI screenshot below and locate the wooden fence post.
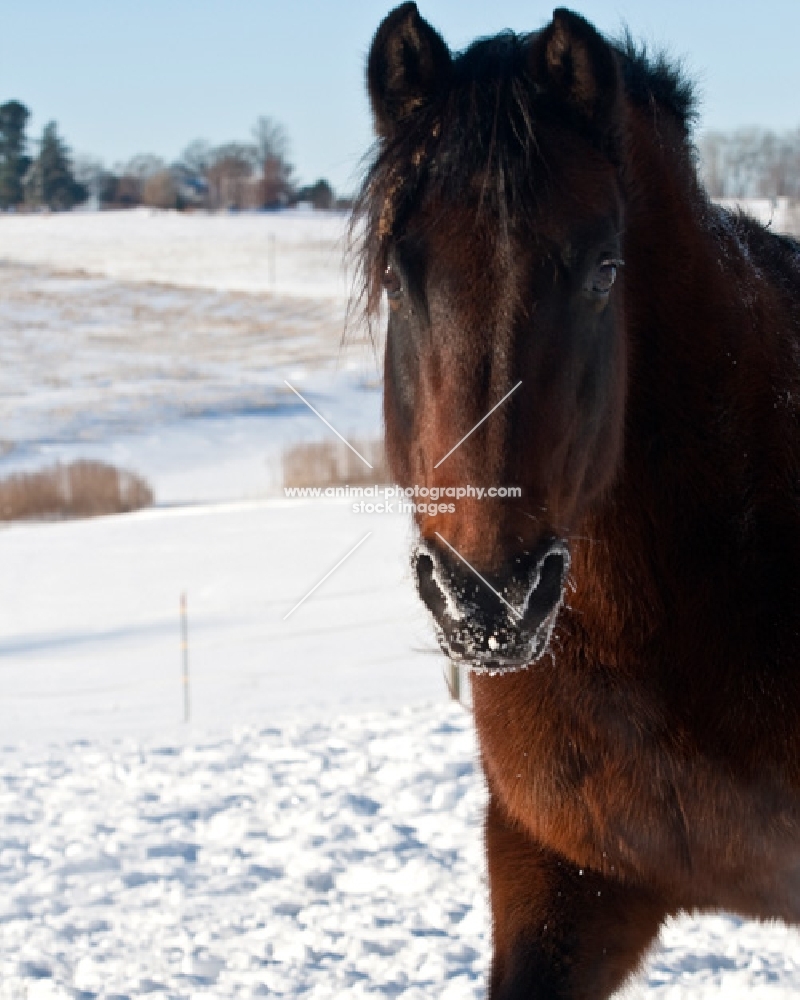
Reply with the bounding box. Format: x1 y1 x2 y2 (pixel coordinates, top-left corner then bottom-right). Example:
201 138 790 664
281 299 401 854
181 592 190 723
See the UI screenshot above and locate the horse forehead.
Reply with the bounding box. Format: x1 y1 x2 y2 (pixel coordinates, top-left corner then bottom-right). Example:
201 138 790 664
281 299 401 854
420 214 524 307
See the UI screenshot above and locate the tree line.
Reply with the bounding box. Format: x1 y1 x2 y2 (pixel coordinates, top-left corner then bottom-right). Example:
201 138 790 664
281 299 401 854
2 97 798 212
0 100 340 212
0 102 85 209
698 128 800 199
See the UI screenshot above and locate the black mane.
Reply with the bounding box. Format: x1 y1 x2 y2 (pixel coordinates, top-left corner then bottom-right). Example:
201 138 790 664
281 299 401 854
615 31 698 133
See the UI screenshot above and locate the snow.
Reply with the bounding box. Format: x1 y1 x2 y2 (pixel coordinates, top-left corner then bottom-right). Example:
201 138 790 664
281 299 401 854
0 500 442 743
0 209 353 299
1 210 799 997
0 704 488 1000
0 256 381 503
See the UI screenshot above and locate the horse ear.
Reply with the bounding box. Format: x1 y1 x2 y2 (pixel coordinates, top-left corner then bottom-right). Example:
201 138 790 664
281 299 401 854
531 8 620 126
367 2 451 139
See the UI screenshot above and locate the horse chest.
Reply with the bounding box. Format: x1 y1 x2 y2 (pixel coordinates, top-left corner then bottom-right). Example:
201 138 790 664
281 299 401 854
473 673 800 916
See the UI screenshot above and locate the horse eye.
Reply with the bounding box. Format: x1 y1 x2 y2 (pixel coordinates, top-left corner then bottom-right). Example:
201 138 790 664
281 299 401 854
591 258 623 296
382 264 402 301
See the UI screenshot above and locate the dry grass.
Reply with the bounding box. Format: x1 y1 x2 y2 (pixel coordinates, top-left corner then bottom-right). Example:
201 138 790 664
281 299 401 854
0 460 154 521
282 439 390 489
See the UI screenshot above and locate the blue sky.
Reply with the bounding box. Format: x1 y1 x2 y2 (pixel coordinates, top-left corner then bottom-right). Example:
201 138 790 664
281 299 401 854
1 1 799 195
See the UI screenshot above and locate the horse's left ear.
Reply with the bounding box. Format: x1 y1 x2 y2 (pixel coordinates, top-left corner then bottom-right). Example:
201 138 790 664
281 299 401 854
367 2 451 139
531 8 620 128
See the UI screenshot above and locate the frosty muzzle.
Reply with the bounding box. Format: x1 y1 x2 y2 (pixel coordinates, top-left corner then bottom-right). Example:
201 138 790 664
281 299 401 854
413 537 570 669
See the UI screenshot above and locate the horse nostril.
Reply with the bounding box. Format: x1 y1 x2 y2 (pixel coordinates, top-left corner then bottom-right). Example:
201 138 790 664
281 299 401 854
414 549 449 623
414 540 568 626
522 549 568 630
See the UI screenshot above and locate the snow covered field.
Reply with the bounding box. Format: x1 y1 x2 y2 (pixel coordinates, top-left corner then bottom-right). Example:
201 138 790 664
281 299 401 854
3 702 799 1000
0 209 353 298
1 210 800 997
0 212 381 503
0 704 489 1000
0 500 442 743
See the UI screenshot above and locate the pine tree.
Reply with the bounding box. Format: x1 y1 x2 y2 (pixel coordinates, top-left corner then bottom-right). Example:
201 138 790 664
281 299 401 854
0 100 31 208
27 122 86 210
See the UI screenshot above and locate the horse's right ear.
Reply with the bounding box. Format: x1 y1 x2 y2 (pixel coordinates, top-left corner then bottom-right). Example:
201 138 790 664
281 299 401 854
367 3 451 139
530 8 620 129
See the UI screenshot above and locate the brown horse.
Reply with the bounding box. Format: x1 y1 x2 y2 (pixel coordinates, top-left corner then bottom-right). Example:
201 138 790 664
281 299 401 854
355 4 800 997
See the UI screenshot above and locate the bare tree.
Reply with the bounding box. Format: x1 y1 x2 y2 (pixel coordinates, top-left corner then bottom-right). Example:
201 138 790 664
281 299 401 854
180 139 214 177
142 170 178 209
252 116 289 165
120 154 167 181
252 116 294 207
699 128 800 199
205 145 255 209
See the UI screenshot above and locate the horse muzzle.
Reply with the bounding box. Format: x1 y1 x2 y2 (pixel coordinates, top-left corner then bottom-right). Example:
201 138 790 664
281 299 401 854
413 536 570 670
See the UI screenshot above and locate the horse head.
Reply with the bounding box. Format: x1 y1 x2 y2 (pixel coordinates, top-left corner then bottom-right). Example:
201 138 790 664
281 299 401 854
360 5 628 669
